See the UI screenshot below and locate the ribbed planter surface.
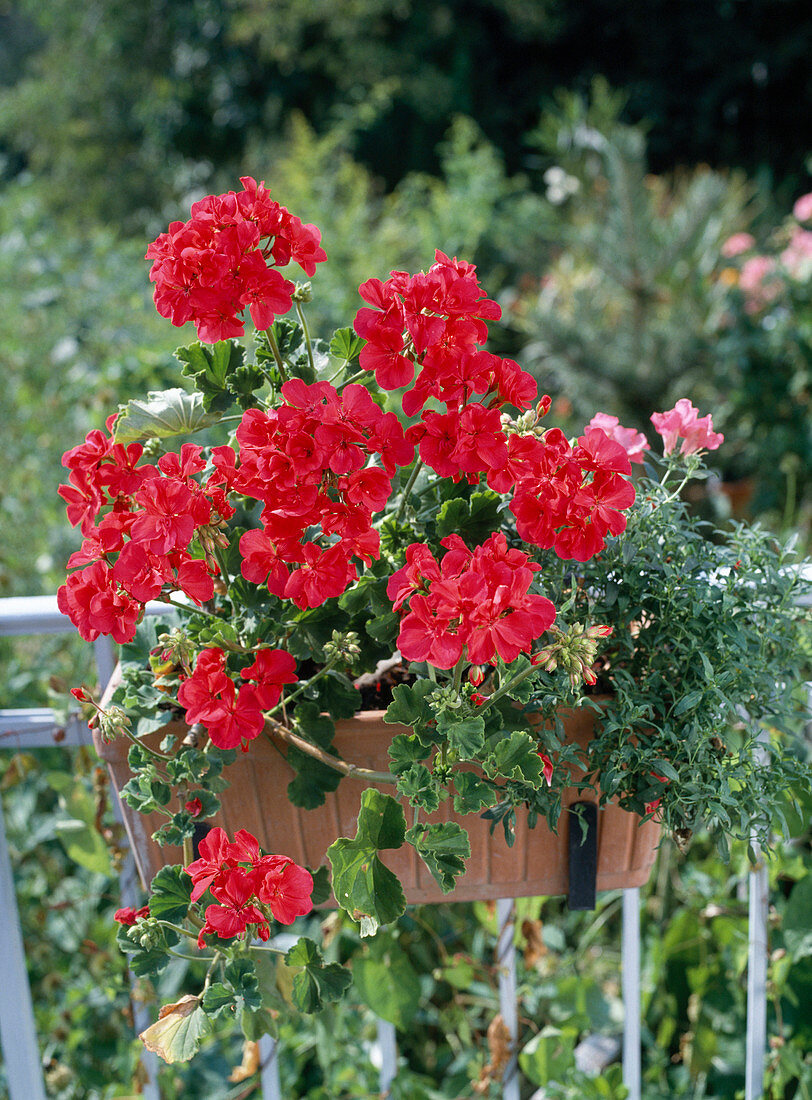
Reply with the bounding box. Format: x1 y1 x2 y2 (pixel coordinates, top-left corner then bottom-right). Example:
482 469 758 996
94 690 661 904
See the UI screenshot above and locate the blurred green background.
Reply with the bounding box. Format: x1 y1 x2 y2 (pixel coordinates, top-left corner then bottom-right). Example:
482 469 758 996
1 2 810 1097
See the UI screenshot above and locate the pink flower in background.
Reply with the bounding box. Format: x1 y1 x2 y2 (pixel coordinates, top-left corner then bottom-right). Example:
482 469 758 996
721 232 755 258
739 255 782 313
584 413 649 464
650 399 724 456
780 227 812 280
792 192 812 223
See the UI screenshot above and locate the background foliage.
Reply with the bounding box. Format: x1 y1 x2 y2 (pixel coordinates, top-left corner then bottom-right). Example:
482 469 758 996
1 1 810 1095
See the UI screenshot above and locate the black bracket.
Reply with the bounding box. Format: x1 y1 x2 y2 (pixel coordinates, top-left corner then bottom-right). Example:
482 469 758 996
567 801 598 910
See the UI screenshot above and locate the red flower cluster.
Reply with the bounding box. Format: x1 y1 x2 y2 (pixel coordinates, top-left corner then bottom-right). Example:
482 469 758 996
230 379 413 608
494 425 636 562
185 827 313 946
58 428 233 642
387 532 556 668
177 646 297 750
146 177 326 343
353 252 537 483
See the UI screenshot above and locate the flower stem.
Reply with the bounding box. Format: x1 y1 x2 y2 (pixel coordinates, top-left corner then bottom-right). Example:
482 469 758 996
265 327 288 381
164 597 224 623
263 658 338 720
120 724 173 762
336 368 369 389
395 459 424 523
295 301 315 375
158 919 202 943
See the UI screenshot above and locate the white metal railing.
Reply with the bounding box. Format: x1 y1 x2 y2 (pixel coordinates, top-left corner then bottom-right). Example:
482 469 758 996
0 593 781 1099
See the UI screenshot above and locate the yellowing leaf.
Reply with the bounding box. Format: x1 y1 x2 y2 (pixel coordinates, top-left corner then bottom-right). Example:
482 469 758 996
139 995 210 1064
229 1040 260 1083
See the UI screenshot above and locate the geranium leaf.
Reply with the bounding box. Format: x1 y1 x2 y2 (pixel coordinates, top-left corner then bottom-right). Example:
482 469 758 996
113 388 220 442
384 681 437 727
353 936 421 1027
329 327 365 366
487 729 544 785
139 995 211 1064
148 864 193 923
285 937 352 1013
327 789 406 929
453 772 497 814
406 821 470 893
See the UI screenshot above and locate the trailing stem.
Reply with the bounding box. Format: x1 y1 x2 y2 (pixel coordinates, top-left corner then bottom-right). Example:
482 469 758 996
263 716 395 785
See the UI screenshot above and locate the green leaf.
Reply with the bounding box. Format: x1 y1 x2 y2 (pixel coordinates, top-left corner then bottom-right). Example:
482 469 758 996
175 340 265 412
200 983 235 1016
308 865 332 906
294 702 336 749
327 789 407 929
117 924 177 978
240 1006 278 1041
441 715 485 759
224 958 262 1012
148 864 193 923
388 732 430 773
353 937 421 1028
285 746 342 809
316 670 361 719
488 729 544 785
54 818 112 875
784 876 812 961
406 821 470 893
453 772 497 814
435 498 469 539
673 690 704 717
113 388 220 443
518 1025 578 1087
435 491 501 544
285 937 352 1013
384 681 437 728
329 327 365 366
397 763 441 812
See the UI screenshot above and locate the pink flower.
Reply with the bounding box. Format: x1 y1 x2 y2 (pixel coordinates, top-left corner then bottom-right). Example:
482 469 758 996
739 255 782 313
792 192 812 223
650 399 724 456
721 232 755 258
780 228 812 280
582 414 649 465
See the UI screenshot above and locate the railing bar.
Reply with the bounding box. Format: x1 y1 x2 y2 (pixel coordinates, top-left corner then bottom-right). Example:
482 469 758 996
496 897 520 1100
0 797 48 1100
745 726 771 1100
258 1034 283 1100
376 1016 398 1093
94 635 117 693
0 710 94 747
0 596 169 637
621 888 642 1100
745 860 768 1100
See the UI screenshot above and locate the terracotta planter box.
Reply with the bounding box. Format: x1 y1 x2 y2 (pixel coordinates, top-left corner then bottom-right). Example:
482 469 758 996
95 687 661 904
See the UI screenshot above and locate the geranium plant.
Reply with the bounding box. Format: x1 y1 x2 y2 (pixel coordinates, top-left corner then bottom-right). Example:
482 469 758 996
59 178 811 1062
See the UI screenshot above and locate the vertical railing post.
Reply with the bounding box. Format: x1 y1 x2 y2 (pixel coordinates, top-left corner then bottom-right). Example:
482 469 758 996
376 1017 398 1093
621 887 642 1100
258 1034 283 1100
745 728 771 1100
0 798 48 1100
496 897 521 1100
